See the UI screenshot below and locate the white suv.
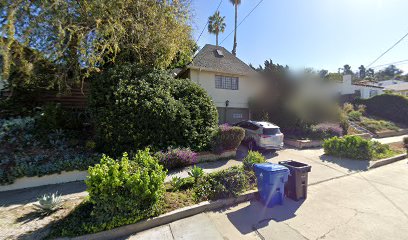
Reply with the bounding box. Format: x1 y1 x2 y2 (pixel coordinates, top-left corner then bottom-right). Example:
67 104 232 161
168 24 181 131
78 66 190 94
234 121 284 151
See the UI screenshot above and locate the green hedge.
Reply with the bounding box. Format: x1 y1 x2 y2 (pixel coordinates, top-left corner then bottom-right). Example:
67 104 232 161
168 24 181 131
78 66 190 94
89 64 218 155
354 94 408 125
323 135 394 160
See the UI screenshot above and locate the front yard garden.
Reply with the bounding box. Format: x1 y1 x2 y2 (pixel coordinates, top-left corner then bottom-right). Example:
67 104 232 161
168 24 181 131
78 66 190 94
0 111 100 185
344 103 402 134
344 95 408 135
44 150 264 238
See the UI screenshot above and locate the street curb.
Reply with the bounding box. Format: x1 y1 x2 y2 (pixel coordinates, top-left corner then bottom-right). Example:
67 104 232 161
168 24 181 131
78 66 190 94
64 190 258 240
369 153 407 169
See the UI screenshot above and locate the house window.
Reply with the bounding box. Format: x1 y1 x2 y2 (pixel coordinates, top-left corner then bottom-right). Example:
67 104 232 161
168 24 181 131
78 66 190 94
233 113 243 119
215 75 239 90
369 90 378 97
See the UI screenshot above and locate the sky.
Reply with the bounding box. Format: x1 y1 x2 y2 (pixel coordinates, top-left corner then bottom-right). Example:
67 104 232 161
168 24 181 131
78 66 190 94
191 0 408 74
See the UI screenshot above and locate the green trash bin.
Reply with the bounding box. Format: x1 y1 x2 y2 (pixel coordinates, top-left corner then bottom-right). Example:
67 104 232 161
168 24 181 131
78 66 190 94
278 160 311 201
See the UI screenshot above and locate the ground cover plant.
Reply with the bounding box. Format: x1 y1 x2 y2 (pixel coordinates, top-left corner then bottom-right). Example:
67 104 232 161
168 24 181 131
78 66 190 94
323 135 401 160
0 112 98 184
343 102 401 133
359 117 399 133
354 94 408 126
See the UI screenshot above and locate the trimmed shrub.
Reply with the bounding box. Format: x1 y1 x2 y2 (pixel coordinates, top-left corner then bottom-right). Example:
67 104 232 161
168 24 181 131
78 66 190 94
89 63 218 155
155 147 198 170
323 135 394 160
404 137 408 153
193 166 248 201
211 124 245 153
243 150 266 171
0 116 99 185
85 149 166 231
354 94 408 125
348 110 362 121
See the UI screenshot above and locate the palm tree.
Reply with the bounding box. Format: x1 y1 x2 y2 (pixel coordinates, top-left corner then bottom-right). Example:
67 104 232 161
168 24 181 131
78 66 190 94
208 11 226 46
230 0 241 56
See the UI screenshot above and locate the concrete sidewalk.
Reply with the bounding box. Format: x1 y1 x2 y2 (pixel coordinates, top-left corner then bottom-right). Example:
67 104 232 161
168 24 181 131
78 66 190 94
125 159 408 240
373 134 408 144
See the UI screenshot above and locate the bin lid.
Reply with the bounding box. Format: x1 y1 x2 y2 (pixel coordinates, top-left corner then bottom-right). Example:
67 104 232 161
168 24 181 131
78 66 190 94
254 163 289 173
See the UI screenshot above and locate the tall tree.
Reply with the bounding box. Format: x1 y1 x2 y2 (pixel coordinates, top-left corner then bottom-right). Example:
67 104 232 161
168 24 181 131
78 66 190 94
377 65 403 80
366 68 375 79
358 65 366 79
207 11 226 46
343 64 353 75
0 0 195 93
229 0 241 56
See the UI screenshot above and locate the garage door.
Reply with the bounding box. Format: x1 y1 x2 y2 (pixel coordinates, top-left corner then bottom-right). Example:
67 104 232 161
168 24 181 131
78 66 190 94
217 107 249 124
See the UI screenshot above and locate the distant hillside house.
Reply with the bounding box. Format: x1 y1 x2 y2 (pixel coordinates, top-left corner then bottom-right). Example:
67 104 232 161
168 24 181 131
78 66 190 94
337 75 384 101
377 79 405 87
178 44 262 124
384 82 408 97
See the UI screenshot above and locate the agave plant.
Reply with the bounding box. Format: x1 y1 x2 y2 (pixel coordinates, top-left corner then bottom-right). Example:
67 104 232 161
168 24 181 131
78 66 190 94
35 192 63 213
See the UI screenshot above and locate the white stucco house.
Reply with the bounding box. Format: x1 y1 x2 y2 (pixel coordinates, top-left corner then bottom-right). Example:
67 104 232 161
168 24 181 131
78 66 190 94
336 75 384 100
177 44 262 123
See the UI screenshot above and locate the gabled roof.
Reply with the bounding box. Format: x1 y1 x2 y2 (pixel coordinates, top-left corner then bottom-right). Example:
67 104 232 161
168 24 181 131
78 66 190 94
185 44 257 76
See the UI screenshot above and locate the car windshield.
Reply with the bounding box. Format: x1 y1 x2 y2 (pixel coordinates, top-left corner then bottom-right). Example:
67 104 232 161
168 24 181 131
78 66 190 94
263 128 281 135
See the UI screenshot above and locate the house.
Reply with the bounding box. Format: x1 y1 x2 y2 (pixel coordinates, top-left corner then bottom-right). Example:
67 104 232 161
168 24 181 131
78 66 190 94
178 44 262 124
337 75 384 101
377 79 405 87
384 82 408 96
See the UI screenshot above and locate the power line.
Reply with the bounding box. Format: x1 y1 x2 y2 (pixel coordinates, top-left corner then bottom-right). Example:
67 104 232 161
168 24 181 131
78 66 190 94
370 59 408 69
219 0 264 45
195 0 223 44
367 30 408 68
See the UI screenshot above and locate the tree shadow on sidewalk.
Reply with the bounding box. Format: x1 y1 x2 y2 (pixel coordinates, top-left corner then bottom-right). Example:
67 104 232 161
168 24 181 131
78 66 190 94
226 198 305 235
319 154 369 172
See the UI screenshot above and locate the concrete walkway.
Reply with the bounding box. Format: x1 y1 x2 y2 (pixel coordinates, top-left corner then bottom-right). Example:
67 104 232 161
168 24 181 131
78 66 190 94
373 134 408 144
125 159 408 240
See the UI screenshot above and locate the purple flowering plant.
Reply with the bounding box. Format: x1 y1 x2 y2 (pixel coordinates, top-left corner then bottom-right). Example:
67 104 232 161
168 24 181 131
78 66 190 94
156 147 198 170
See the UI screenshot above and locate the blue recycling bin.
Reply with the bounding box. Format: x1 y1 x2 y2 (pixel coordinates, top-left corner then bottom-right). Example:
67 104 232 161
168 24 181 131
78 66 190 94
254 163 290 207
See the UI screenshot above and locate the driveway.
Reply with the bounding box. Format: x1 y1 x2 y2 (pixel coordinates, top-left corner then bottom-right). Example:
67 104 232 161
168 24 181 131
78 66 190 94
125 159 408 240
